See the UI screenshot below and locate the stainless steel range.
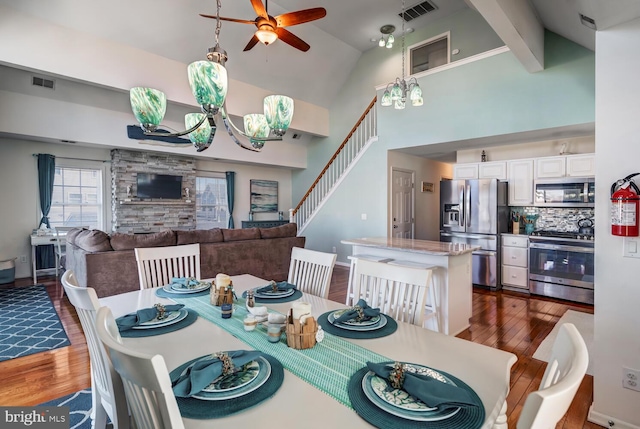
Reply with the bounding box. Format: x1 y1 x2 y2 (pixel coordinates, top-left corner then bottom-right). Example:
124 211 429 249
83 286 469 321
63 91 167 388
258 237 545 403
528 230 594 304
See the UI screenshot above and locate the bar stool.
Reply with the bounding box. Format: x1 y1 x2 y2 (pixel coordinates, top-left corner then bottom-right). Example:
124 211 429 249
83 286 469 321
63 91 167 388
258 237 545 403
386 260 440 333
346 255 392 306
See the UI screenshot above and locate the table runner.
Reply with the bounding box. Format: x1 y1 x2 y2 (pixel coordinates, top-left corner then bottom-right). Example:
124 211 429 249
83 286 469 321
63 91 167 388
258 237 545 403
168 294 389 407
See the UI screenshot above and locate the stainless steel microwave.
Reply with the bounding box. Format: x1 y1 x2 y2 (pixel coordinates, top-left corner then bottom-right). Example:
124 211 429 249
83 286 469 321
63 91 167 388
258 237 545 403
534 177 595 207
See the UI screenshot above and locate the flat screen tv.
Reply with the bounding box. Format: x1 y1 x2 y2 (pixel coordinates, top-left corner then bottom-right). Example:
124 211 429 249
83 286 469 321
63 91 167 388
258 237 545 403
136 173 182 199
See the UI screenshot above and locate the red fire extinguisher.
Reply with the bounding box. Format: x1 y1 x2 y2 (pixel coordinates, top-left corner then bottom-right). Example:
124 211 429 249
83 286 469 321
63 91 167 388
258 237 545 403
611 173 640 236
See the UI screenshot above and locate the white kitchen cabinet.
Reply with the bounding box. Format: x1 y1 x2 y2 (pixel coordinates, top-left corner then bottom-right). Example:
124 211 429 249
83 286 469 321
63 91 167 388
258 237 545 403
501 234 529 290
507 159 534 205
453 163 478 179
478 161 508 180
535 156 566 179
566 153 596 177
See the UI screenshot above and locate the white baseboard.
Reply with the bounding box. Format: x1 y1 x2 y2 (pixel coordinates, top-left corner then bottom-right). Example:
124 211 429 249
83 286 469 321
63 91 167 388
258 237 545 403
588 404 640 429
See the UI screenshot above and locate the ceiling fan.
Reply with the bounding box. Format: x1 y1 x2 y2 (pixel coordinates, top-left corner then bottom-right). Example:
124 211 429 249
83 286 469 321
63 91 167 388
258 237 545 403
200 0 326 52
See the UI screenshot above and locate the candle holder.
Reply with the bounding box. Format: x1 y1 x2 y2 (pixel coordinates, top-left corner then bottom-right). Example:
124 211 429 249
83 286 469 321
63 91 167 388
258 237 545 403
285 308 318 350
211 281 235 306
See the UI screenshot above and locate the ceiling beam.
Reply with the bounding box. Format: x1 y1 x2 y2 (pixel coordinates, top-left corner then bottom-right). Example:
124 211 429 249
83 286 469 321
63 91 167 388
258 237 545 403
467 0 545 72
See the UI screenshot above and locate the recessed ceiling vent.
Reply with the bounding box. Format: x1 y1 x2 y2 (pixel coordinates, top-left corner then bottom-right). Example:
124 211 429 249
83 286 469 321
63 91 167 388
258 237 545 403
32 76 55 90
399 0 438 22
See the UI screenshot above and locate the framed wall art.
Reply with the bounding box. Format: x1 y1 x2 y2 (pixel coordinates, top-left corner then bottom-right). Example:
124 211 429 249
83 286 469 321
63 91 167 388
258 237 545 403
421 181 434 193
250 179 278 212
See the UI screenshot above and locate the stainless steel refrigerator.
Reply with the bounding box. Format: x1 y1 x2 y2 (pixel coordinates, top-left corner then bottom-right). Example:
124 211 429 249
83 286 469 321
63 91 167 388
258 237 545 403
439 178 508 289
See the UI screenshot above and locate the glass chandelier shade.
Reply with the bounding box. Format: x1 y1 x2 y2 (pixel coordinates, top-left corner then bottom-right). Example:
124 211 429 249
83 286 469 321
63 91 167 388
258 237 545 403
185 113 213 144
410 85 424 106
390 83 403 101
130 87 167 131
386 34 395 48
243 113 270 149
394 99 406 110
187 61 228 108
381 90 392 106
264 95 294 135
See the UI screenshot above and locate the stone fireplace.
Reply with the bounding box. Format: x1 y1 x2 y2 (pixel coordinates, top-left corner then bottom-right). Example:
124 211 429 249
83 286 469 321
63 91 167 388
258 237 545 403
111 149 196 233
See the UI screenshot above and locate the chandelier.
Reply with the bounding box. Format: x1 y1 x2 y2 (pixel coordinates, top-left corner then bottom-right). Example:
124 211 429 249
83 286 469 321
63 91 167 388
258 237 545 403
380 0 423 109
129 0 294 152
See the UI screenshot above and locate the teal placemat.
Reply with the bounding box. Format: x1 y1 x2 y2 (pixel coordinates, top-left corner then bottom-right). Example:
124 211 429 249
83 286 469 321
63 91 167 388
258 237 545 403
348 364 485 429
170 352 284 419
317 311 398 339
168 294 389 407
119 309 198 338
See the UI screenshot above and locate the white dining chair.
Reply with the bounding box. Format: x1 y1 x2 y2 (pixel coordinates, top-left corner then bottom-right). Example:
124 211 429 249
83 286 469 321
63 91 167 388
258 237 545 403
60 270 131 429
54 226 88 278
287 246 337 298
134 243 201 290
95 306 185 429
345 255 393 305
517 323 589 429
352 258 439 330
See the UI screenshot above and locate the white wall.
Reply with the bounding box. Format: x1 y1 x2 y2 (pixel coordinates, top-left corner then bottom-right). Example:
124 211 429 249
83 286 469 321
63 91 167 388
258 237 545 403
0 138 295 280
456 135 595 163
588 17 640 428
387 151 452 240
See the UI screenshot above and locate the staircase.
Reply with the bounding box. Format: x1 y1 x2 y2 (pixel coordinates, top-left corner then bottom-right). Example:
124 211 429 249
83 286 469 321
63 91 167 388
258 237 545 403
290 97 378 233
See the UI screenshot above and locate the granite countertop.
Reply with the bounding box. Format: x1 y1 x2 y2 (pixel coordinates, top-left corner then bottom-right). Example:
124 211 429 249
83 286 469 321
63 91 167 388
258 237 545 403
341 237 480 256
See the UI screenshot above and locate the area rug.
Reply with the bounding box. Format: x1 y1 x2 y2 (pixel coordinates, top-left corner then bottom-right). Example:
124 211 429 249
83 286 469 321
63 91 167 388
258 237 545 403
40 389 92 429
0 285 71 362
532 310 594 375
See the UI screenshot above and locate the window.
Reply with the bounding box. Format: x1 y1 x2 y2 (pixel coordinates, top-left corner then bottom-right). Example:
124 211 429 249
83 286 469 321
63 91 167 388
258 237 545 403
196 174 229 229
408 33 450 75
50 166 103 229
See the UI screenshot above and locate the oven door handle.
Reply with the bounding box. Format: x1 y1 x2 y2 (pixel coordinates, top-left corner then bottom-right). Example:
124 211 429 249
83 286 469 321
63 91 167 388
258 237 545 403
529 243 594 253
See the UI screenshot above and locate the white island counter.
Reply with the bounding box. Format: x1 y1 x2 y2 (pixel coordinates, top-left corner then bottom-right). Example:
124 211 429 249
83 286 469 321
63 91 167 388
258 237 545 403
341 237 480 336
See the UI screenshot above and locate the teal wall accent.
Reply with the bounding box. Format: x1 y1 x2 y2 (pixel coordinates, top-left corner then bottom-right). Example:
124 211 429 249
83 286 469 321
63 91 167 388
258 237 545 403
292 8 505 202
297 26 595 263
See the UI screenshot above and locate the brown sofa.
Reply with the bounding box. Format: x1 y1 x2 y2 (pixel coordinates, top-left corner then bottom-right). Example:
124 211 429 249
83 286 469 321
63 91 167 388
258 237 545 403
65 224 305 298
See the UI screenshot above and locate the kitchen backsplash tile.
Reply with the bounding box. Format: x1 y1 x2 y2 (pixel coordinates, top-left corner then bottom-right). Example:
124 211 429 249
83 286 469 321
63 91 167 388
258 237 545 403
512 207 594 232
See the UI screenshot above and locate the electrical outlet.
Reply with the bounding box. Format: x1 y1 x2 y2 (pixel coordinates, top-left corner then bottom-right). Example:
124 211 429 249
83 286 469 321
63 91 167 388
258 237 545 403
332 246 336 253
623 367 640 391
19 255 27 263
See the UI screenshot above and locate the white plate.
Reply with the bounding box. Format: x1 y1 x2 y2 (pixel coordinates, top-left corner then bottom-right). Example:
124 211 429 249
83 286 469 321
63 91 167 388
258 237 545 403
253 287 295 299
162 283 210 294
201 360 260 393
330 308 381 326
328 312 388 331
137 309 182 326
170 281 210 292
132 309 189 330
192 356 271 401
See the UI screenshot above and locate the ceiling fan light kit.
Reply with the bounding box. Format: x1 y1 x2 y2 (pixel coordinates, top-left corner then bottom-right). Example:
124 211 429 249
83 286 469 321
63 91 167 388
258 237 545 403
380 0 423 109
128 0 309 153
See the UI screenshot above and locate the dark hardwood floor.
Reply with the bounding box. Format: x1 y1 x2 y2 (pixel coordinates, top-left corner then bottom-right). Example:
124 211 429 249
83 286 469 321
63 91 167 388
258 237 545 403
1 266 598 428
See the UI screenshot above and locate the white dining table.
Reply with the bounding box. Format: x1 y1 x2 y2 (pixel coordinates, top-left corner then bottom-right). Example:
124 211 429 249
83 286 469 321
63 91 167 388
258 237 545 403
99 274 517 429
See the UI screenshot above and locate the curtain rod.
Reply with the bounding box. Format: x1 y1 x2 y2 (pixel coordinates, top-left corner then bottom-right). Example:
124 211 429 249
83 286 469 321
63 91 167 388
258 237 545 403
32 154 111 163
195 168 226 174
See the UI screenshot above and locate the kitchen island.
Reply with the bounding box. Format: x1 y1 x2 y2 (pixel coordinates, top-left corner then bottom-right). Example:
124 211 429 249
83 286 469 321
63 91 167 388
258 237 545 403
341 237 480 336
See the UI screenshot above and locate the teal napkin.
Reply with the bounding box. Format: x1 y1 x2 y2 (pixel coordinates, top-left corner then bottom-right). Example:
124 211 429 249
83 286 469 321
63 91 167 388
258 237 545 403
366 362 478 411
116 304 185 331
256 281 296 294
334 299 380 324
172 350 263 397
170 277 202 290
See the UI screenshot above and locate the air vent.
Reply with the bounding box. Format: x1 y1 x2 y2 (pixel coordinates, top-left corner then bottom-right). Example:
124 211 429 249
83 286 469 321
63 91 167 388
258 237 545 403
32 76 55 90
399 0 438 22
580 14 597 30
292 133 302 140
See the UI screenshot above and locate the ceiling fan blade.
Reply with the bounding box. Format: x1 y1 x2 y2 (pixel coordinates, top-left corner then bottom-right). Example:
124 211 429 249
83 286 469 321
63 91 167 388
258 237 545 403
276 8 327 27
243 35 261 51
200 14 256 25
275 27 310 52
250 0 268 19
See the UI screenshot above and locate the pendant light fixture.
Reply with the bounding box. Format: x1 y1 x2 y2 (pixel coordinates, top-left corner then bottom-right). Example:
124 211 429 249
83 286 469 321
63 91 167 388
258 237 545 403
380 0 423 109
128 0 294 152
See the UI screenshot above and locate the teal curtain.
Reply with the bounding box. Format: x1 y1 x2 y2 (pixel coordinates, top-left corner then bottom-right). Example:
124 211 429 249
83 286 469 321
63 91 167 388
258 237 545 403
37 154 56 269
226 171 235 229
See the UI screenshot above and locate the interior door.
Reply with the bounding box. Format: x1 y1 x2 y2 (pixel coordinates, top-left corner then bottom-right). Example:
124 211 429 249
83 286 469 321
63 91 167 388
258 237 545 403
391 169 414 238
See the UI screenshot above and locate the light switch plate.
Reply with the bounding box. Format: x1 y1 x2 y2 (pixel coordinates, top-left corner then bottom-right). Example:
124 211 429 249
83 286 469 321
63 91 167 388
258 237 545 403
623 237 640 258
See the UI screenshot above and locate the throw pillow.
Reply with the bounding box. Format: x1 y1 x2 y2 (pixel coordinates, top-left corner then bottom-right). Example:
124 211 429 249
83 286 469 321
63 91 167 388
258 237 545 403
176 228 224 245
259 223 297 239
73 229 113 252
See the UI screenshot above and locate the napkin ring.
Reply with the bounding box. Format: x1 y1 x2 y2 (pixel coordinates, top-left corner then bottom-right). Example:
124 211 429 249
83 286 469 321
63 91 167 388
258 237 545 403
213 352 235 376
351 305 365 322
389 361 406 389
154 303 167 320
270 280 278 293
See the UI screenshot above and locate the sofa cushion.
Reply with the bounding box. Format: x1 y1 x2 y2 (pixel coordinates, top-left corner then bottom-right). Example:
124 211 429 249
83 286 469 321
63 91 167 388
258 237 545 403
73 229 113 252
222 228 260 242
65 227 87 246
260 223 297 239
176 228 224 245
110 230 176 251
